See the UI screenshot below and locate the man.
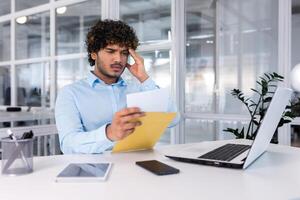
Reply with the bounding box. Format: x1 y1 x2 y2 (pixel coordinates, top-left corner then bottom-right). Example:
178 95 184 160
55 19 178 154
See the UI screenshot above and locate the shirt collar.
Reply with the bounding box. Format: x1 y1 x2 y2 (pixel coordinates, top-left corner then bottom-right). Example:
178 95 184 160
87 71 127 87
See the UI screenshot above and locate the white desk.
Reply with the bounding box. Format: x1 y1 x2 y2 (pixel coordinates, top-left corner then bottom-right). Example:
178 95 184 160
1 140 300 200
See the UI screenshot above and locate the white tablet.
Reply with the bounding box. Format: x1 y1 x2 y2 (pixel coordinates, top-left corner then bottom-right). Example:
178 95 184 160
55 163 112 183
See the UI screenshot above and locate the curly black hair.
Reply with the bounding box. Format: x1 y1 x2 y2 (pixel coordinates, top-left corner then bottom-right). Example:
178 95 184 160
85 19 139 66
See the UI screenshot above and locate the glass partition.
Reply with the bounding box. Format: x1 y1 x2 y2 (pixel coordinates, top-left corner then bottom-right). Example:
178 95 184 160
16 11 50 60
0 21 10 61
56 58 88 90
122 50 171 89
0 1 10 16
56 0 101 55
120 0 171 44
218 0 278 115
185 0 215 113
291 125 300 147
16 62 50 107
185 0 279 114
185 119 247 143
16 0 49 11
184 0 279 143
0 66 10 105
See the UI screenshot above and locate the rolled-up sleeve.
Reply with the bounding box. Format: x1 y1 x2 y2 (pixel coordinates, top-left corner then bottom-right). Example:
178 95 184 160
55 87 114 154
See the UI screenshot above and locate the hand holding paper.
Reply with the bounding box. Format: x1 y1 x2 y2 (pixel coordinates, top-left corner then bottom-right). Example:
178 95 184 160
112 89 176 153
112 112 176 153
106 107 145 141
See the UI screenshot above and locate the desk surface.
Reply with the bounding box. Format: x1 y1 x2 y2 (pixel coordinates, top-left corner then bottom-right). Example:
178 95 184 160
1 140 300 200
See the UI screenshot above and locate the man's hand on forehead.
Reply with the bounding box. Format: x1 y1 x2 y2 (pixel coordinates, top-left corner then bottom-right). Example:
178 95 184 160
126 49 149 83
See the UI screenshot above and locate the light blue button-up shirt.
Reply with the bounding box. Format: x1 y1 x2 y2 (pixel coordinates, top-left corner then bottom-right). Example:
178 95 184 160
55 71 178 154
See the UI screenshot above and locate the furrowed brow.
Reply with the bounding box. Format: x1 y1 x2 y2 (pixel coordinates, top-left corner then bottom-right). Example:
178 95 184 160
105 47 116 51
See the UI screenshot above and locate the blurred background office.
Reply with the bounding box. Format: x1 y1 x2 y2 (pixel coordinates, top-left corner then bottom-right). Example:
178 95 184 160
0 0 300 156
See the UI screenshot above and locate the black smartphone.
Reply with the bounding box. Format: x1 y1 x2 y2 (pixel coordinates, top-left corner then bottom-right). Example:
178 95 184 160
136 160 180 176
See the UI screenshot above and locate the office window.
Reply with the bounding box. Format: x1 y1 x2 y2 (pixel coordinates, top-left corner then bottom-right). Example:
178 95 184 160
292 125 300 147
185 0 215 113
218 0 278 115
16 63 50 107
16 11 50 60
0 1 10 16
185 119 217 143
15 0 49 11
120 0 171 44
56 0 101 55
56 58 89 91
184 0 279 142
0 21 10 61
122 50 171 89
185 0 278 114
185 119 245 143
143 50 171 89
0 66 10 105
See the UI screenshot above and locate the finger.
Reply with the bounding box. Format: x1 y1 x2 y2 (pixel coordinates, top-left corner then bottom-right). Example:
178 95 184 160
126 63 132 69
120 113 145 124
122 121 142 130
118 107 142 116
129 49 142 62
121 128 135 139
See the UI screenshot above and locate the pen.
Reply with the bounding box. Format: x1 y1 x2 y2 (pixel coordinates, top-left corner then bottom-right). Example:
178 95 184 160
6 129 32 170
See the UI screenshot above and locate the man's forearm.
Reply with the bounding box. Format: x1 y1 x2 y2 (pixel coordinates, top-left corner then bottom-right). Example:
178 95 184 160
58 123 114 154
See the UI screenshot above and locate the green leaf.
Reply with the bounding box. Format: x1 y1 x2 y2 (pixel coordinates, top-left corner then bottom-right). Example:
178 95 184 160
259 76 267 82
283 111 296 119
253 120 259 126
264 97 272 102
256 81 263 86
251 88 260 94
262 88 268 96
273 72 284 79
239 127 245 138
283 119 292 124
223 128 243 138
267 91 275 94
264 73 270 80
268 84 277 87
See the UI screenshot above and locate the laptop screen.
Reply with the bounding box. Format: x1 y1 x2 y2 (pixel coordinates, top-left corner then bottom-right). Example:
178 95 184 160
243 87 292 169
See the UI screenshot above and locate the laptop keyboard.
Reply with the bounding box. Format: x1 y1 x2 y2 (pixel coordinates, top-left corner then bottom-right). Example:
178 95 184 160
198 143 251 161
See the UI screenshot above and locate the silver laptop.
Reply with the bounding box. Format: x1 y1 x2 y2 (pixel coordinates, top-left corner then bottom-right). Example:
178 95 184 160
166 87 293 169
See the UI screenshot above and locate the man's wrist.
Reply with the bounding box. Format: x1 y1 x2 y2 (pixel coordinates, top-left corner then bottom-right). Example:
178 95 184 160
137 74 149 83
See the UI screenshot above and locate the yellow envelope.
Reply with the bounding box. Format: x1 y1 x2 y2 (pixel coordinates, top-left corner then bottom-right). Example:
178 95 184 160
112 112 176 153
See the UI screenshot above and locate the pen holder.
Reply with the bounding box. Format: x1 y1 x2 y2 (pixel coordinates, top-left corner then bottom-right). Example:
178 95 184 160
1 137 34 176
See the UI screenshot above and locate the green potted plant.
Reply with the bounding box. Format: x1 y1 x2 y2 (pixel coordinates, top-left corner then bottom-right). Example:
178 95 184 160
224 72 300 143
